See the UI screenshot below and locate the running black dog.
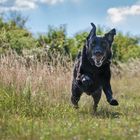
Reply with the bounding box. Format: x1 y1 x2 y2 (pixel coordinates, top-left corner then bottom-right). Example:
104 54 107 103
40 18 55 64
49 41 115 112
71 23 118 112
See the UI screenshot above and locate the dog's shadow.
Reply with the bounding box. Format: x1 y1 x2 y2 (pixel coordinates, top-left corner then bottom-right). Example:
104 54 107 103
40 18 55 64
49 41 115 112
79 107 122 119
93 109 122 119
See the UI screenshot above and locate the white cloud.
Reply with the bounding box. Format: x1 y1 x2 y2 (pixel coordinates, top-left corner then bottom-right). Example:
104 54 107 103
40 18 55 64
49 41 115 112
107 4 140 24
0 0 8 4
40 0 64 5
0 0 65 13
15 0 37 9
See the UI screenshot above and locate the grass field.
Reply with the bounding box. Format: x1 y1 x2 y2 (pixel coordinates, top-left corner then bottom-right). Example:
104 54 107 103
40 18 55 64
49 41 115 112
0 54 140 140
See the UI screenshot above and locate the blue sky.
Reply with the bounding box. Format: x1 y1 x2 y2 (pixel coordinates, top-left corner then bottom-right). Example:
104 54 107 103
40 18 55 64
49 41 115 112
0 0 140 36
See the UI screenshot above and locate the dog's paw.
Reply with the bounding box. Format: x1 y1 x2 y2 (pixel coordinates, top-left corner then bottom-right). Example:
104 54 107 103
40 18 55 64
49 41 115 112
109 99 119 106
73 105 79 109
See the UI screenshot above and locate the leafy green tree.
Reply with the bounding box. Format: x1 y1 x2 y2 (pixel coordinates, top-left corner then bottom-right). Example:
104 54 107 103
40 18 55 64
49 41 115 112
112 33 140 62
0 16 36 54
38 25 68 54
74 32 88 49
1 14 140 63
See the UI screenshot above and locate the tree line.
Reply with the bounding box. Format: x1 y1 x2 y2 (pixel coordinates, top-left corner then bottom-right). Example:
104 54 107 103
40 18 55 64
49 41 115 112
0 15 140 63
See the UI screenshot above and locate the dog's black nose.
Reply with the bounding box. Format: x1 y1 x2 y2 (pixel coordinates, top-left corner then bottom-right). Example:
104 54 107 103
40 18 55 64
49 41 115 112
94 50 103 55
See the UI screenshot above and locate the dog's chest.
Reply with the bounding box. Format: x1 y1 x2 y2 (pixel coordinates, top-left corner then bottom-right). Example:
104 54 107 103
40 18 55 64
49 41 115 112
84 71 103 93
91 70 103 85
83 66 104 81
87 66 105 84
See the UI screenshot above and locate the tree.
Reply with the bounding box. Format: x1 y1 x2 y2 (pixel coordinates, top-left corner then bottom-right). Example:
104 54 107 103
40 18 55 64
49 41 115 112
0 16 36 55
112 32 140 62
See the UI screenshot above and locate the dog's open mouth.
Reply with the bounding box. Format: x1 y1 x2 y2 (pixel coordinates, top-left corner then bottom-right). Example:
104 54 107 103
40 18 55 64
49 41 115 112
92 53 105 67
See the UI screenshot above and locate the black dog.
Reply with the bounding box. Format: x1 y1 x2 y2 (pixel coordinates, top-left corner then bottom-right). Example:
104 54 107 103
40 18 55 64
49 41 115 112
71 23 118 112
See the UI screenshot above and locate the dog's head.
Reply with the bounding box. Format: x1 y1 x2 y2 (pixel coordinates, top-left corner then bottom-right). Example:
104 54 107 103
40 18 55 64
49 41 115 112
86 23 116 67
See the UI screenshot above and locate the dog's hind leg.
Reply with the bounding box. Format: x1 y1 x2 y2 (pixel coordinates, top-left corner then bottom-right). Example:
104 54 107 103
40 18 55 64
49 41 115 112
71 81 83 109
92 88 102 113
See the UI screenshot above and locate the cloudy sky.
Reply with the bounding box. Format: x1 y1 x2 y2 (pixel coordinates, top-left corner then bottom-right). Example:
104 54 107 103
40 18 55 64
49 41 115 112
0 0 140 36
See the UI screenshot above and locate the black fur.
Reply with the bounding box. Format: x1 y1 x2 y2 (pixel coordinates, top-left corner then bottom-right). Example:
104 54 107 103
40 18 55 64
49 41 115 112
71 23 118 112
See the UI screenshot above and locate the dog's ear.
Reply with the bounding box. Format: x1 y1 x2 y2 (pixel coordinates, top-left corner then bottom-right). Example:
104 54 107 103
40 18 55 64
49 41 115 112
104 28 116 46
87 23 96 41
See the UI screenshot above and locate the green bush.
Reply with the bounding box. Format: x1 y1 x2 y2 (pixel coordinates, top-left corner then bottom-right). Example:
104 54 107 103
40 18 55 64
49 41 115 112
112 33 140 62
0 18 36 54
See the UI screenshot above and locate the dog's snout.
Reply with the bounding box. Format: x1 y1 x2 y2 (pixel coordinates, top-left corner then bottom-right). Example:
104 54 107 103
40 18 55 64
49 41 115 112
94 50 103 55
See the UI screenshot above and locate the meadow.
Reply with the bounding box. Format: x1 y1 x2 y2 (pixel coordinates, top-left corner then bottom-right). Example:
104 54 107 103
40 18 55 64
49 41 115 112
0 53 140 140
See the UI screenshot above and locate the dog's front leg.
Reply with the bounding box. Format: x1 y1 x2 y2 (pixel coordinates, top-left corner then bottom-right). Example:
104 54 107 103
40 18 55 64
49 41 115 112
102 67 119 106
103 82 119 106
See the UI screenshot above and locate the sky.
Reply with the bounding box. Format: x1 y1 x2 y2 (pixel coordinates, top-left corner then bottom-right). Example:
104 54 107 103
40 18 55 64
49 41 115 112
0 0 140 37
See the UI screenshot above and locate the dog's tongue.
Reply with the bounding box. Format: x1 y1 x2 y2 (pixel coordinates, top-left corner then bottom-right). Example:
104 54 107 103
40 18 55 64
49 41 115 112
96 55 102 62
91 55 105 67
94 55 104 67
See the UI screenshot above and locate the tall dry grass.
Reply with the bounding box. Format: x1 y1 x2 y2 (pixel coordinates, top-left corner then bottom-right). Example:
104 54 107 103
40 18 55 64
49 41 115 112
0 52 73 105
0 52 140 104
